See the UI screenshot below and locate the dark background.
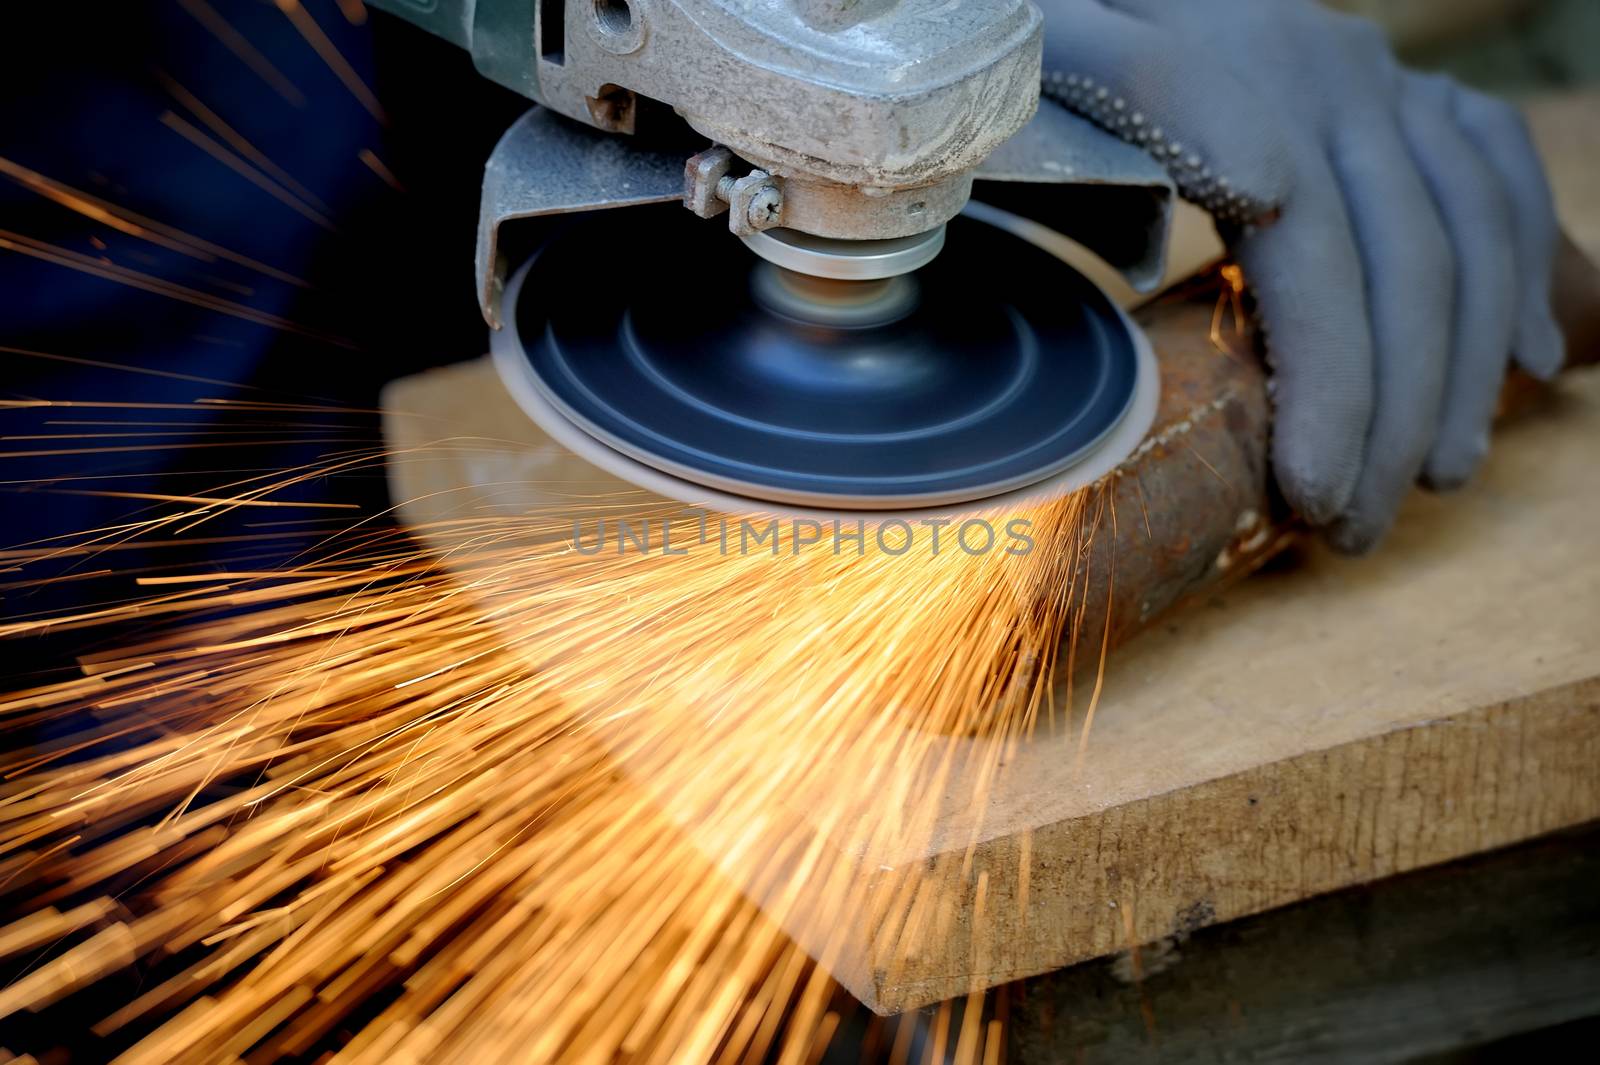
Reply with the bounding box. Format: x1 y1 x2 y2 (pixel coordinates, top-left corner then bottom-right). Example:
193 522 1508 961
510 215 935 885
1 1 530 669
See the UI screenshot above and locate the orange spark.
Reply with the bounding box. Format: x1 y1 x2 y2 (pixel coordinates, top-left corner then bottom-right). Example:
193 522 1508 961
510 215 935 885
0 406 1113 1061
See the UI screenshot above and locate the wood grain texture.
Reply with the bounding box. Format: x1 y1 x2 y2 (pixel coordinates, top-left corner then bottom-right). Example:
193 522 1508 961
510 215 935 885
380 92 1600 1014
825 88 1600 1011
382 354 1600 1016
826 359 1600 1010
1008 824 1600 1064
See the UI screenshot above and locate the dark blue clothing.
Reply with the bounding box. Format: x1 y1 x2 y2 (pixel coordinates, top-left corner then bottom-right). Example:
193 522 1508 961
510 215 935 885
0 1 525 663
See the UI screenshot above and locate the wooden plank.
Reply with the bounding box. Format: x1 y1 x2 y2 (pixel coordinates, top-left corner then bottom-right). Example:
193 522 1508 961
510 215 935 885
815 356 1600 1012
380 91 1600 1014
381 337 1600 1017
1008 824 1600 1064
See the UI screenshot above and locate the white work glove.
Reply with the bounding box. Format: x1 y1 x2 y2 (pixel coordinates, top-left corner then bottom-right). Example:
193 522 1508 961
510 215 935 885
1041 0 1564 552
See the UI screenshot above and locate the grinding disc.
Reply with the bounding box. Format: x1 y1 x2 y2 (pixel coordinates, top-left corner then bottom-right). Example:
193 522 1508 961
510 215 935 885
495 204 1156 512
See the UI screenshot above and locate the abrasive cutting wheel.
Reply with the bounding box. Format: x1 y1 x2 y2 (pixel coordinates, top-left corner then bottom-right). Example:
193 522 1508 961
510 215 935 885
492 204 1159 513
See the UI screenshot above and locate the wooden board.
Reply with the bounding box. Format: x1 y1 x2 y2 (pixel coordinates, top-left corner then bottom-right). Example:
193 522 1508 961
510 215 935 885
382 347 1600 1017
1008 824 1600 1064
841 368 1600 1010
381 92 1600 1014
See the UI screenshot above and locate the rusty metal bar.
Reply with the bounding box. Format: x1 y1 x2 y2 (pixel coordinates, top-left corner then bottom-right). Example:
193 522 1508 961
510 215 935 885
1068 233 1600 674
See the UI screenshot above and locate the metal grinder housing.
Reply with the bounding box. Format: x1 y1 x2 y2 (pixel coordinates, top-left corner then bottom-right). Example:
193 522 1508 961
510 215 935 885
367 0 1179 510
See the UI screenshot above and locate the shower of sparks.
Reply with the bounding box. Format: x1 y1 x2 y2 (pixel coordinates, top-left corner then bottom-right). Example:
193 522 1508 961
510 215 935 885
0 153 313 287
0 8 1126 1056
1209 263 1250 360
0 228 351 347
155 72 337 218
357 148 404 193
335 0 370 27
0 389 1110 1063
175 0 309 108
159 111 338 231
273 0 388 123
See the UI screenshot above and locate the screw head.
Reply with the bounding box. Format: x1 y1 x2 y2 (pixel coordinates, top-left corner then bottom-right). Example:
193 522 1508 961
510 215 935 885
746 186 783 230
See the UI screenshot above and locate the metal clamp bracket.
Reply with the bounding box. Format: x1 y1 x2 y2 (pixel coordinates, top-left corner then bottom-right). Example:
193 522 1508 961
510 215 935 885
683 147 785 237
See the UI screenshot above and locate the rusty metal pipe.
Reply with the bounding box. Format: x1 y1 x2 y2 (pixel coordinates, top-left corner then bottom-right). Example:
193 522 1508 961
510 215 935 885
1065 233 1600 675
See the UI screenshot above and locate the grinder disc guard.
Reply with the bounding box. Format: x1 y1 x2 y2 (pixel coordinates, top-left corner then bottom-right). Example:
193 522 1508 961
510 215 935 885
503 207 1146 510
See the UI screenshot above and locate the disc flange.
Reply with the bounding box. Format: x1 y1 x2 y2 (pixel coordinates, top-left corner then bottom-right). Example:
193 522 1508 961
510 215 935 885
499 206 1150 511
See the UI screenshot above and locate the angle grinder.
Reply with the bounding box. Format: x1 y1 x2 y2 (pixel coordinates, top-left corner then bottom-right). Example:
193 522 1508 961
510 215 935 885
366 0 1173 515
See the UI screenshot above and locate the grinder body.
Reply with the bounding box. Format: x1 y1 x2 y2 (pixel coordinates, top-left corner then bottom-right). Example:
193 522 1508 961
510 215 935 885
367 0 1177 511
369 0 1043 243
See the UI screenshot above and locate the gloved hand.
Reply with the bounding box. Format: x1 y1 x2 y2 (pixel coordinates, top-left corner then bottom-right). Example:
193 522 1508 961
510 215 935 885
1041 0 1564 552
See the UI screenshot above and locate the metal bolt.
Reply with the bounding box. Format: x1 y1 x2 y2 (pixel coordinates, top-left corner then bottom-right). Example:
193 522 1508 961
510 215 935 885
716 174 782 227
746 186 783 229
682 148 783 235
725 171 784 236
